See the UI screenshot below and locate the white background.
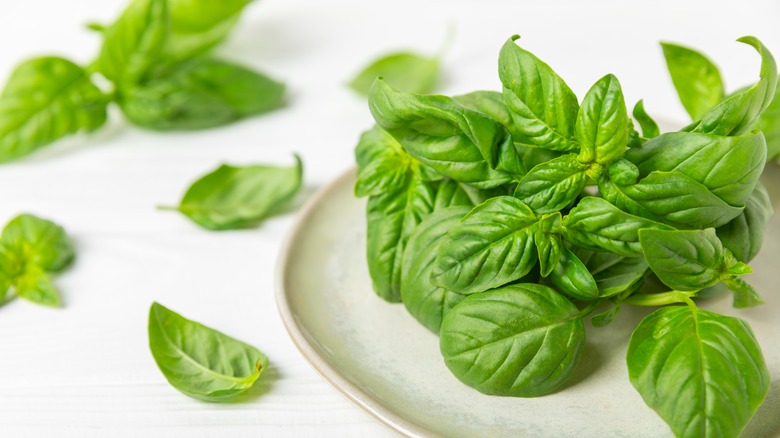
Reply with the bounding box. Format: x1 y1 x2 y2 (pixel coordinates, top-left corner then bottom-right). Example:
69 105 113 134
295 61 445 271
0 0 778 436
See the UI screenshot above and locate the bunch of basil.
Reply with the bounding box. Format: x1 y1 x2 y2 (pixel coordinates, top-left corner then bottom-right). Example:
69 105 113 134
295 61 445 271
0 0 284 163
355 35 776 437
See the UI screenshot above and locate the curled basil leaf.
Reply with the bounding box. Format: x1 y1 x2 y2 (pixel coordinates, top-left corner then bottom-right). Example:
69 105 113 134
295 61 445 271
632 100 659 139
550 247 599 300
575 74 628 164
575 248 649 298
758 78 780 159
661 42 724 121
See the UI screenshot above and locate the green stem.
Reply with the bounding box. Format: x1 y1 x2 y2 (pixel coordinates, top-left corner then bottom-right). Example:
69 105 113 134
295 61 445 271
578 300 601 318
623 290 697 307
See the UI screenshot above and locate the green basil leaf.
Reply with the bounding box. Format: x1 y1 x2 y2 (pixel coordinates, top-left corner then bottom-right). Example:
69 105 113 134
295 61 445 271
534 213 563 277
368 80 520 188
575 248 649 298
627 306 769 437
433 179 484 209
432 196 540 294
716 183 773 263
599 170 743 229
366 174 437 302
440 283 584 397
563 197 672 257
96 0 169 84
639 228 749 291
625 130 766 207
1 214 75 273
148 302 268 401
591 302 620 327
723 277 764 308
661 42 724 121
575 74 628 164
350 52 439 96
549 247 598 301
163 0 251 61
513 154 588 214
354 126 415 197
0 57 108 162
690 36 777 136
401 207 470 332
498 35 579 151
632 100 659 138
757 77 780 159
454 90 515 129
120 58 284 130
13 265 60 307
163 155 302 230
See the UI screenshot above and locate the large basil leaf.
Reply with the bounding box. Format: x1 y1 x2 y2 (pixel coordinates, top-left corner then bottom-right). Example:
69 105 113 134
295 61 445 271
661 42 724 121
625 131 766 207
1 214 75 273
513 154 588 214
632 100 659 138
563 196 672 257
576 74 628 164
440 284 584 397
120 58 285 130
350 52 439 96
758 77 780 159
162 156 302 230
148 302 268 401
432 196 539 294
639 228 750 291
716 183 773 263
549 247 598 300
401 207 470 332
498 36 579 151
0 57 108 162
163 0 251 61
354 126 416 197
690 36 777 136
627 306 769 437
575 248 649 298
96 0 169 84
368 80 520 188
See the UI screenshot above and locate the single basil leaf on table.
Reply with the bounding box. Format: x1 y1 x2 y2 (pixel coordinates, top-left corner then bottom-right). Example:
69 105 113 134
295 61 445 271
161 155 302 230
432 196 541 294
627 305 769 437
498 35 579 152
148 302 269 401
1 213 75 272
574 248 649 298
120 58 285 130
575 74 628 164
534 213 563 277
716 182 773 263
354 126 417 197
163 0 251 61
401 206 470 332
661 42 724 121
513 154 588 214
632 100 660 138
549 247 599 301
0 57 108 162
625 130 766 207
350 52 439 96
440 283 585 397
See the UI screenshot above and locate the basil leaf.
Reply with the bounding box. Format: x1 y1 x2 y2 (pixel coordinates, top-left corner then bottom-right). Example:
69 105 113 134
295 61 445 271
575 248 649 298
627 306 769 437
575 74 628 164
716 183 773 263
1 214 75 272
534 213 563 277
638 228 749 291
163 0 251 61
591 302 621 327
549 247 598 300
599 170 743 229
148 302 268 401
350 52 439 96
0 57 108 162
401 207 470 332
513 154 588 214
632 100 659 138
563 196 672 257
454 90 515 129
499 35 579 151
625 130 766 207
368 80 520 188
661 42 724 120
432 196 540 294
758 78 780 159
433 179 487 209
163 156 302 230
96 0 169 84
354 126 415 197
14 265 60 307
691 36 777 136
440 283 584 397
723 277 764 308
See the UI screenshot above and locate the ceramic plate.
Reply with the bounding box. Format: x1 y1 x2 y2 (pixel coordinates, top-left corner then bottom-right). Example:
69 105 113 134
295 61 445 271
276 167 780 437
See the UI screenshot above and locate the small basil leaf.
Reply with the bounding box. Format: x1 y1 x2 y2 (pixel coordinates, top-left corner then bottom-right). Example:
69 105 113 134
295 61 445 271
549 247 599 300
499 36 579 151
1 214 75 273
627 306 769 438
513 154 588 214
163 156 302 230
625 130 766 207
368 80 520 188
716 183 773 263
350 52 439 96
575 249 649 298
534 213 563 277
354 126 414 197
591 302 620 327
757 77 780 159
148 302 268 401
723 277 764 308
575 74 628 164
401 207 470 332
0 57 108 162
14 265 60 307
120 58 285 130
632 100 659 138
163 0 251 61
440 283 584 397
562 197 672 257
661 42 724 120
432 196 539 294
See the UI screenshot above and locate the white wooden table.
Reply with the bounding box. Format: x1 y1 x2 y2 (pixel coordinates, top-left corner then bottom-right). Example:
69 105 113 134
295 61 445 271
0 0 778 436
